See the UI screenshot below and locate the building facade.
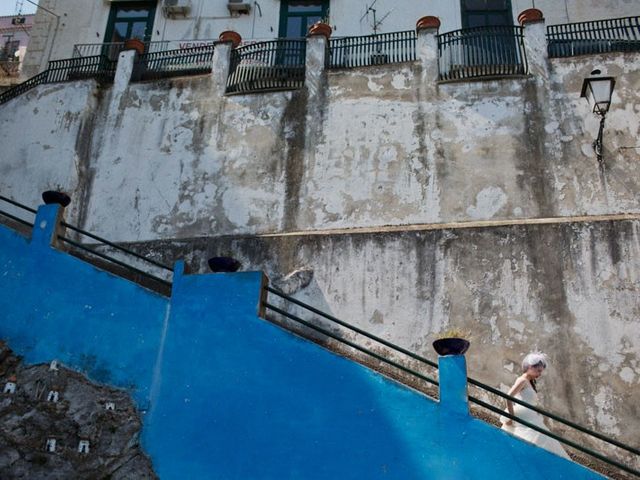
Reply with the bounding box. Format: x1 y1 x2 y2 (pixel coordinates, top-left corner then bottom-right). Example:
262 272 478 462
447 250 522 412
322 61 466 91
0 14 34 85
22 0 640 77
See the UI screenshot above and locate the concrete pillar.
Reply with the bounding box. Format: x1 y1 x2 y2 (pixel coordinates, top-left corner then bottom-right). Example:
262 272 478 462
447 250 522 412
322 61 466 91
113 49 137 93
212 42 232 96
438 355 469 416
416 16 441 85
32 204 65 249
305 33 328 94
519 9 549 80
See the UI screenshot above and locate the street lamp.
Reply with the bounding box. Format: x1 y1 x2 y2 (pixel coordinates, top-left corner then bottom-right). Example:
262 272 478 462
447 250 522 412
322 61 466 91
580 69 616 163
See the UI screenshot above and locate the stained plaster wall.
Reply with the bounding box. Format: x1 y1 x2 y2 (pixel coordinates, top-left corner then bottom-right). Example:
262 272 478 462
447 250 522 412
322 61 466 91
2 47 640 241
22 0 639 77
0 207 605 479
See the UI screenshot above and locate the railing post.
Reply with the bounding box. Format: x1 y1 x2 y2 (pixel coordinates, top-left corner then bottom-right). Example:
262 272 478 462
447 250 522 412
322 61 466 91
416 16 441 85
32 204 66 249
215 31 241 95
306 25 330 92
519 8 548 79
113 49 137 91
438 354 469 416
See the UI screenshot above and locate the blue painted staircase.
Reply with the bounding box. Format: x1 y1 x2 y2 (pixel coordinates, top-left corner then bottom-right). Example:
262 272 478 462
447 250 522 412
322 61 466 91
1 197 637 479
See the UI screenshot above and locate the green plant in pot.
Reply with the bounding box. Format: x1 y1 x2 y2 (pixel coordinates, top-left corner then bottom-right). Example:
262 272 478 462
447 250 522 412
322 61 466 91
432 327 471 356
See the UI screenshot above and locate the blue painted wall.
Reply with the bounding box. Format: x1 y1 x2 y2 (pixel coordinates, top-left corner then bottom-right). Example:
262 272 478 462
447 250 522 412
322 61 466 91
0 205 169 406
0 205 604 479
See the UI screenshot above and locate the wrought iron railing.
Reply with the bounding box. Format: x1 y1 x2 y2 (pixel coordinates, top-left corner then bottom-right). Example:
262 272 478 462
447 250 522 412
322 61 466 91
47 55 117 83
438 26 528 81
262 285 640 478
0 55 116 106
226 39 306 94
133 43 218 82
547 16 640 58
328 30 416 69
72 41 170 60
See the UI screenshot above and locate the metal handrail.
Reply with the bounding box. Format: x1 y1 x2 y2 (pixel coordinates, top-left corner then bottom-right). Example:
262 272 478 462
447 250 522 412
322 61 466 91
0 194 37 214
547 16 640 58
0 55 116 106
61 222 173 273
264 286 640 475
226 38 306 94
267 286 438 368
437 25 528 81
0 194 36 227
328 30 416 69
0 194 173 286
470 396 640 477
57 235 171 288
133 43 218 81
264 301 439 387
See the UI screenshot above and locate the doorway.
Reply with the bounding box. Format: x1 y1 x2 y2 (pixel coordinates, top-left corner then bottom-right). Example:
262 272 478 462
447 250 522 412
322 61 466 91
278 0 329 38
104 1 157 45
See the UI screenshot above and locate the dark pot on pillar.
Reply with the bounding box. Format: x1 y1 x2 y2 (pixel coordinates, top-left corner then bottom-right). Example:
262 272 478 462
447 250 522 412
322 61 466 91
432 338 470 356
42 191 71 208
208 256 241 273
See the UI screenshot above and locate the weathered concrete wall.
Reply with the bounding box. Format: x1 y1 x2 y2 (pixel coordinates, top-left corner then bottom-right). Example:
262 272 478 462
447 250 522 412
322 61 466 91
124 218 640 463
2 50 639 241
0 79 100 227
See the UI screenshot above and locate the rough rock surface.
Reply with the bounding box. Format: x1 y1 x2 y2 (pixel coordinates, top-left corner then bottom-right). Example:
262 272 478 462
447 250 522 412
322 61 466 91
0 340 157 479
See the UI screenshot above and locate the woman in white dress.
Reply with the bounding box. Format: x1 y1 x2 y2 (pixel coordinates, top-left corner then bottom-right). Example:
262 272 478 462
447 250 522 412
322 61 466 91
501 352 570 459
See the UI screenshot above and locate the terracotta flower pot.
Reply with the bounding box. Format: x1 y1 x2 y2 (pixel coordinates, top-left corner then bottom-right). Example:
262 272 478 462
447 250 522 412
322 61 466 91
416 16 441 31
219 30 242 48
123 38 145 55
308 22 332 39
432 338 470 356
517 8 544 26
208 256 241 273
42 190 71 207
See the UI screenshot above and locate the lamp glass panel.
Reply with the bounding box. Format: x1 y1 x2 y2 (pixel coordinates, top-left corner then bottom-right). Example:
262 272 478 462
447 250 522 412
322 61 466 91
589 78 613 107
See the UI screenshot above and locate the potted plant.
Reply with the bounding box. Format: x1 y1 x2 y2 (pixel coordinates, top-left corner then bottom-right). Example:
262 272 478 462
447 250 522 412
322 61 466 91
308 11 332 39
42 186 71 208
432 328 471 356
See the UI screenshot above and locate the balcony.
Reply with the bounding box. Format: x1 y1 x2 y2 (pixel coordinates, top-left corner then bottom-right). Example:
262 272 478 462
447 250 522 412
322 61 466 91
437 25 528 82
547 16 640 58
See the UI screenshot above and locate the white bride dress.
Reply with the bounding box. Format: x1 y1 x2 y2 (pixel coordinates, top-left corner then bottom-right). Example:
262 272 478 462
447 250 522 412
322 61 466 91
500 380 570 459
